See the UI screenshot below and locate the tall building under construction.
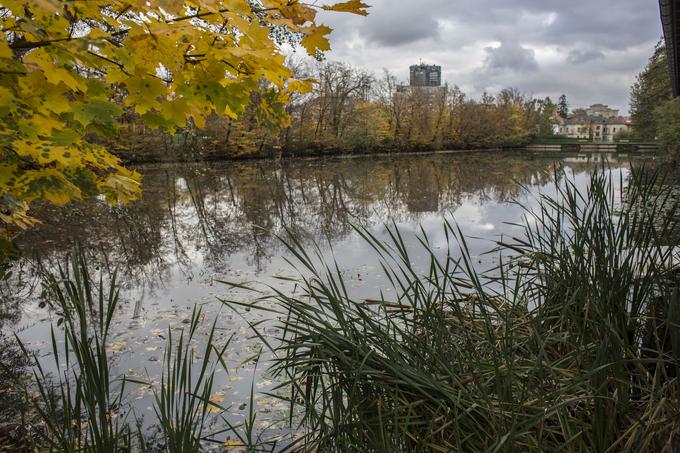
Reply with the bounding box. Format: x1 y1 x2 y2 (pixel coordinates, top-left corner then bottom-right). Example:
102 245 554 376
409 64 442 87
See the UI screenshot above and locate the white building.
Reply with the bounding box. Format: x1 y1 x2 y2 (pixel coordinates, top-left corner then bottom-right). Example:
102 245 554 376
557 105 631 142
585 104 620 118
557 116 631 142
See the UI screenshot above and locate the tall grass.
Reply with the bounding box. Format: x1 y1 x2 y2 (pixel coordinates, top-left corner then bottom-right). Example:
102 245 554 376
151 306 231 452
15 253 134 452
230 167 680 452
9 254 244 452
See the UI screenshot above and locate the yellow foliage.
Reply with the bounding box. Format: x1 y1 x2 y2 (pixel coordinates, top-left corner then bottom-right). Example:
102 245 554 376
0 0 368 241
322 0 371 15
301 25 333 56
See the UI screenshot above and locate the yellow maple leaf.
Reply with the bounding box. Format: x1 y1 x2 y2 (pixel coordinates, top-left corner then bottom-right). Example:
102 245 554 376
300 25 332 56
111 342 126 352
224 439 243 449
322 0 370 15
287 79 314 94
0 41 12 59
208 394 225 413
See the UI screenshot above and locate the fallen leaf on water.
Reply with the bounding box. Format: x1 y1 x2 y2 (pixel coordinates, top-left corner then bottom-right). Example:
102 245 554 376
224 439 243 449
208 395 224 413
209 395 224 403
111 342 126 352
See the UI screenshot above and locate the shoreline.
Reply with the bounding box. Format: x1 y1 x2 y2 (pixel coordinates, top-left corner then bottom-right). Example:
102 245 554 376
119 143 521 166
122 145 659 169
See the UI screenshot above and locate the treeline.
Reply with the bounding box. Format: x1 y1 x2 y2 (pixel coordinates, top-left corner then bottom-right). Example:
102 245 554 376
112 62 558 162
630 41 680 157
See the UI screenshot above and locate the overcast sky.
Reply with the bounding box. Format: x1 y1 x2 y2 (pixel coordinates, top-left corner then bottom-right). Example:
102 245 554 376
309 0 664 115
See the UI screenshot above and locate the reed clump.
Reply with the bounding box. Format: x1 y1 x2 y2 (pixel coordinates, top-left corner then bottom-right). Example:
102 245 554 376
8 254 242 452
238 168 680 452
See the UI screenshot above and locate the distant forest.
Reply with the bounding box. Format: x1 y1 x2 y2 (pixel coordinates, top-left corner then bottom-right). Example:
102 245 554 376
112 61 559 162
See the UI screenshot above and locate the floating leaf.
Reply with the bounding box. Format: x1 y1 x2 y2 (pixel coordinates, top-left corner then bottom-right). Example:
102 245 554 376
111 342 126 352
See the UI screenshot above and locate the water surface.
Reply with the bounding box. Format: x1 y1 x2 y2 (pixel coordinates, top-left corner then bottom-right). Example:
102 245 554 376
2 151 650 438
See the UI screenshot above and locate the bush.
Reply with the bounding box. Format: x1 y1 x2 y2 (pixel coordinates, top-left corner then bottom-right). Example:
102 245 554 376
613 129 633 142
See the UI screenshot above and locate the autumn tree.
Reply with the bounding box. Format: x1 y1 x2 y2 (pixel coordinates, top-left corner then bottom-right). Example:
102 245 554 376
312 62 373 142
443 85 465 146
374 70 407 142
630 41 673 140
525 97 557 137
341 100 390 149
0 0 369 250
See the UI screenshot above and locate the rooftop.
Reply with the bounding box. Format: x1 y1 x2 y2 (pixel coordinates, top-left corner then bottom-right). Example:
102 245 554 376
562 115 630 126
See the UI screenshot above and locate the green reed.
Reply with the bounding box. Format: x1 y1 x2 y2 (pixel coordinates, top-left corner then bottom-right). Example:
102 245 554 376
150 306 231 452
9 254 249 452
15 252 133 452
228 167 680 452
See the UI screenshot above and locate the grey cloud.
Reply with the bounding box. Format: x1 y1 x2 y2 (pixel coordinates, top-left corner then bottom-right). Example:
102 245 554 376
463 0 659 50
483 41 539 72
317 0 662 111
323 0 660 51
567 49 606 64
544 6 660 50
358 2 440 46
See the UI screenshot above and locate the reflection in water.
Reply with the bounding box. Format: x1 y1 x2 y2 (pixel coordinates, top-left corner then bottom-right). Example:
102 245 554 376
12 152 617 290
1 151 647 434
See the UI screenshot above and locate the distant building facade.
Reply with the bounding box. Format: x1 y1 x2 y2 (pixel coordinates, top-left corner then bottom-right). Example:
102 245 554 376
555 104 631 142
410 64 442 87
585 104 620 118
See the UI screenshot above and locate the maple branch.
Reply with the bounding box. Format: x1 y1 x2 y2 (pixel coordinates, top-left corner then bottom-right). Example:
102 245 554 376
168 7 231 23
87 50 171 83
211 18 229 46
115 4 132 20
9 38 67 50
9 28 127 52
221 59 250 76
87 50 133 76
167 6 277 23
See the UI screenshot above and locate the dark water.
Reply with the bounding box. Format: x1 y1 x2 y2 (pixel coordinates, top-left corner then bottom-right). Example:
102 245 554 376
1 151 652 437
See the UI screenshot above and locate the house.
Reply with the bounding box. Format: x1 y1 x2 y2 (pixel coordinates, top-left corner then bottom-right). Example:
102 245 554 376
556 105 631 142
557 116 631 142
585 104 620 118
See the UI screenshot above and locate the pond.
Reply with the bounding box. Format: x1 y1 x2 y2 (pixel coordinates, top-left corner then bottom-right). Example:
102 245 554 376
1 150 654 443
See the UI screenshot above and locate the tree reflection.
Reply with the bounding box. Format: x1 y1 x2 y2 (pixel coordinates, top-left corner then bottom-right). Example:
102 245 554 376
11 153 627 292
